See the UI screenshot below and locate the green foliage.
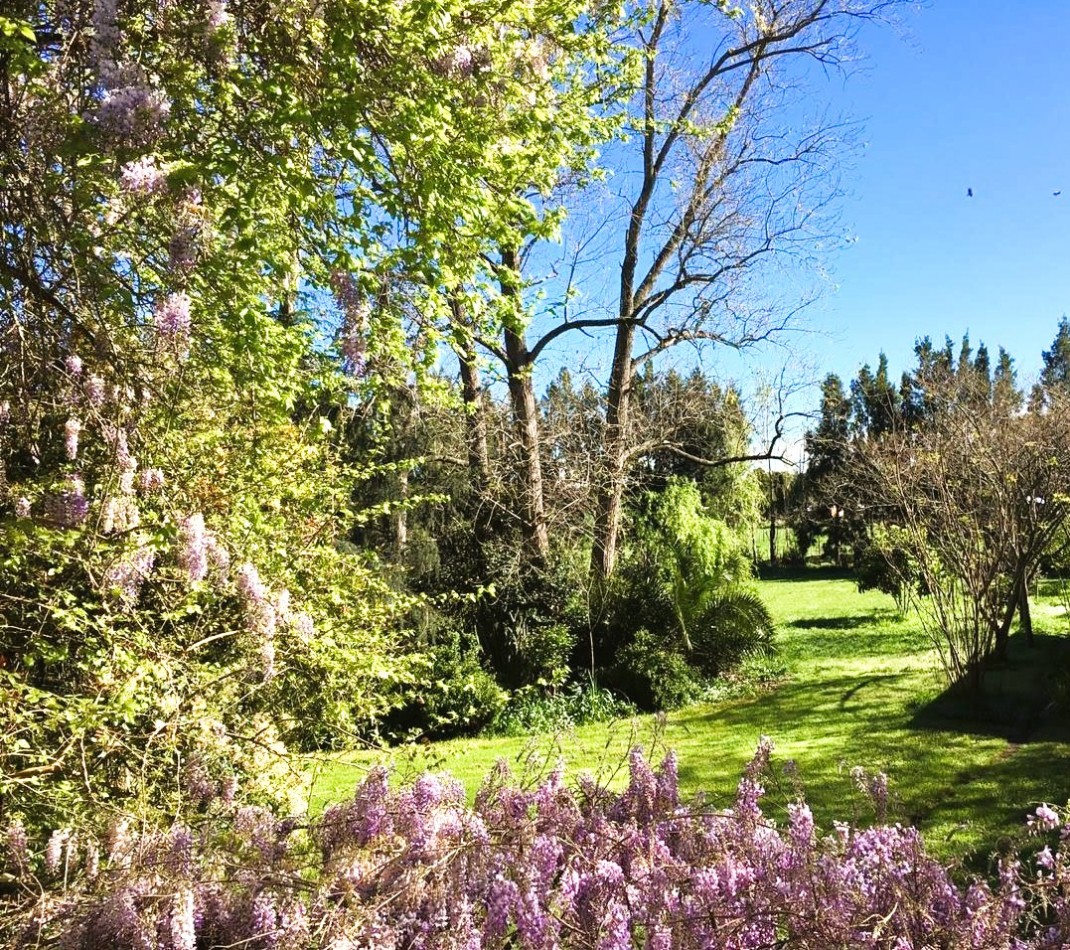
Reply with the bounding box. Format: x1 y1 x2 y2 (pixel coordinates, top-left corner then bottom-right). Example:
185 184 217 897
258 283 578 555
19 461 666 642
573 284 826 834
487 679 635 737
384 615 508 740
597 480 775 708
687 590 775 678
610 628 704 711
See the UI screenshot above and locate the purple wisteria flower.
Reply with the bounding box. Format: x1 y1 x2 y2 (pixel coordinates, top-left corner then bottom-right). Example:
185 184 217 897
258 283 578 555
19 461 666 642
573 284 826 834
94 83 172 144
64 417 82 460
178 513 208 583
329 270 370 376
46 475 89 527
103 544 156 606
154 292 192 357
206 0 230 31
138 467 165 493
65 354 84 377
84 373 107 407
120 156 167 195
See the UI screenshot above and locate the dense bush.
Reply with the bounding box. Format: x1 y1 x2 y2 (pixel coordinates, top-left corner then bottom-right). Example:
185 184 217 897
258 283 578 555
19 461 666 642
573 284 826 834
487 679 635 737
5 740 1070 948
599 481 775 708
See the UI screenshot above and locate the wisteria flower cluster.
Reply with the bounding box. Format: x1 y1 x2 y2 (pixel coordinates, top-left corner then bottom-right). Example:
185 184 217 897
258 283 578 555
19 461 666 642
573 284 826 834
5 743 1070 949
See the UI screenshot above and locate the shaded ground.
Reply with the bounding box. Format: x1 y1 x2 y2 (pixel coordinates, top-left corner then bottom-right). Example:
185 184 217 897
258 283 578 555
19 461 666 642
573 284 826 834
310 575 1070 862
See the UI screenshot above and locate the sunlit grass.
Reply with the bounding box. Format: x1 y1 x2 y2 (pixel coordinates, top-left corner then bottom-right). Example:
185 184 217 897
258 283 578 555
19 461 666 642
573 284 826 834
309 572 1070 862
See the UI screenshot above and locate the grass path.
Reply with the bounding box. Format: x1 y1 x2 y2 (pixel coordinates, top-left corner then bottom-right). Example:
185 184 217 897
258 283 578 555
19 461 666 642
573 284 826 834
309 574 1070 862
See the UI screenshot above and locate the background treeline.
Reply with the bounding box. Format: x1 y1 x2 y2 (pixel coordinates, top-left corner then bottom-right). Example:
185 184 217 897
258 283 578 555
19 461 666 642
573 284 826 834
780 321 1070 688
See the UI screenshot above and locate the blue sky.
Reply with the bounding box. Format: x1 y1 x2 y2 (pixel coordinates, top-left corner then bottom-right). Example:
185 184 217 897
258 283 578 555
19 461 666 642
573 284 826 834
798 0 1070 387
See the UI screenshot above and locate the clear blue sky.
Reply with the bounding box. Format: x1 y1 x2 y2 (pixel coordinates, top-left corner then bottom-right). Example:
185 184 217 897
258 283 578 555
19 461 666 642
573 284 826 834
801 0 1070 387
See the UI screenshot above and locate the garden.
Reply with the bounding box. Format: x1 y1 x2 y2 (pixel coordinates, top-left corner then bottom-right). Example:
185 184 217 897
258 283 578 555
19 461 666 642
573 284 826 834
3 0 1070 946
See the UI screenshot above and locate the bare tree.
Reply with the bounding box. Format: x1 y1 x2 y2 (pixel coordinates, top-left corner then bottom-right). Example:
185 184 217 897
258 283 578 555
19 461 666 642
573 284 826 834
573 0 906 583
855 375 1070 688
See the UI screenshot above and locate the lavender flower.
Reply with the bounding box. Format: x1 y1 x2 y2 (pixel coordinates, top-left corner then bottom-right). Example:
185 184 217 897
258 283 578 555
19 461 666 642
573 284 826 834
178 513 208 583
103 543 156 606
138 467 165 493
64 417 82 460
45 829 68 876
206 0 230 30
329 271 370 376
46 475 89 527
94 84 172 144
84 374 107 406
168 224 200 273
434 45 476 78
1033 804 1060 832
120 156 167 195
4 820 28 871
250 893 278 948
154 292 192 357
90 0 120 69
171 887 196 950
206 533 230 576
291 611 315 641
236 563 268 603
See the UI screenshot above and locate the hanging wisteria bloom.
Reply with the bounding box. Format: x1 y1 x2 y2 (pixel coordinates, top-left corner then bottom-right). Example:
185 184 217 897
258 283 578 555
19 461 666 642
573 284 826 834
434 44 476 78
235 562 268 604
206 0 230 31
94 82 172 144
84 374 107 407
138 467 165 493
44 829 69 877
206 533 230 576
154 292 192 358
103 543 156 606
64 417 82 460
90 0 120 70
102 496 141 534
178 513 208 583
329 271 370 376
65 354 84 377
46 475 89 527
120 156 167 195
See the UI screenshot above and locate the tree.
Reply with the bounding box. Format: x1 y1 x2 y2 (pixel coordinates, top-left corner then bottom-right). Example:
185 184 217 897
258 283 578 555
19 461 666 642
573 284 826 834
854 359 1070 687
582 0 909 586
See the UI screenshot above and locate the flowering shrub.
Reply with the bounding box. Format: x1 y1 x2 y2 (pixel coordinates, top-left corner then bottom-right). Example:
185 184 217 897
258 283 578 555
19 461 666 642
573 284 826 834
4 741 1069 949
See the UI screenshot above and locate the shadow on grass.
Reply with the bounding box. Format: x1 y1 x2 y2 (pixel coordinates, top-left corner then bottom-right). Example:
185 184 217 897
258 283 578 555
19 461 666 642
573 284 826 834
908 632 1070 743
757 563 855 582
788 614 880 631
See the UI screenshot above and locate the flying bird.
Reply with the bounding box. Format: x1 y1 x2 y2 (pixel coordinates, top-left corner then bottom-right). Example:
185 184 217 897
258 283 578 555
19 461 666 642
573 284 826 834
967 188 973 198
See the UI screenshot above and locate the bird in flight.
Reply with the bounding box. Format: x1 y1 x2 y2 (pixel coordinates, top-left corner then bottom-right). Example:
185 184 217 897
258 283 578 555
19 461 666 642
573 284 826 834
967 187 973 197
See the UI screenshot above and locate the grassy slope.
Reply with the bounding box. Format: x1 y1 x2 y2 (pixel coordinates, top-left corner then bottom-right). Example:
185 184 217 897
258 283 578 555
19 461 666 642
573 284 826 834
309 574 1070 862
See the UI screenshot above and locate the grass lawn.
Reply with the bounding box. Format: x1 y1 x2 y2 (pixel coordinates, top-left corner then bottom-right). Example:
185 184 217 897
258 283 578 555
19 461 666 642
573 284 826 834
308 572 1070 863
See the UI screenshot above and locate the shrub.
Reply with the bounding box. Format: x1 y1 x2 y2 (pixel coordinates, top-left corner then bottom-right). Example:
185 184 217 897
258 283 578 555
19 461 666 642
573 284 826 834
487 679 635 737
608 628 703 711
5 740 1070 949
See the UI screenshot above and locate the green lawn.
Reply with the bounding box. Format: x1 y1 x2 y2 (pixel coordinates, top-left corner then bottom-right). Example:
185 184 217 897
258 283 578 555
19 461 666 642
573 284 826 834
309 573 1070 863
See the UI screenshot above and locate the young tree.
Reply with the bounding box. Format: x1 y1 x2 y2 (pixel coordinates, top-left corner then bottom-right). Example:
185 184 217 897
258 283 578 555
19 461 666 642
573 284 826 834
854 358 1070 687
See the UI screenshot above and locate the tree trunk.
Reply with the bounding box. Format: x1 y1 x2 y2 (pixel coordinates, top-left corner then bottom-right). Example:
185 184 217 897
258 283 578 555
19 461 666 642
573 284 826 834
452 299 492 489
1018 570 1033 646
590 321 636 584
499 248 550 563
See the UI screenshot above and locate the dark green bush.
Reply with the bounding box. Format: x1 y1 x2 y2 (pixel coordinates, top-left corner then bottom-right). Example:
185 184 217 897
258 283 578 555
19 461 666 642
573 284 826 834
608 628 703 711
